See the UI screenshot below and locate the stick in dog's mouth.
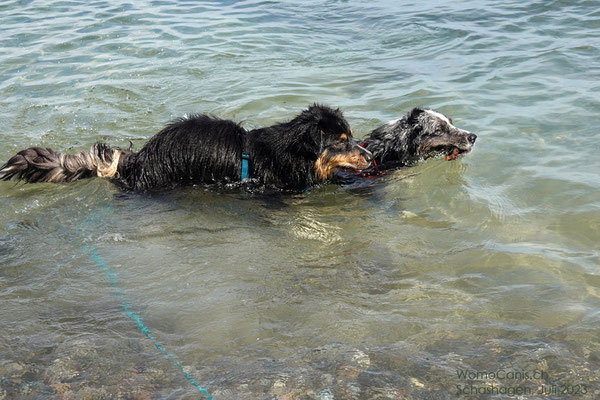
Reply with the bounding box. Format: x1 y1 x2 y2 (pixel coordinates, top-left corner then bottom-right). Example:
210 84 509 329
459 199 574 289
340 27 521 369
427 145 472 161
445 146 473 161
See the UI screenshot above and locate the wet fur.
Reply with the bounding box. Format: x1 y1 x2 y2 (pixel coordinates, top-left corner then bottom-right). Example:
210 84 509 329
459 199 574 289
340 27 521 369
0 144 131 183
0 104 372 191
362 108 477 169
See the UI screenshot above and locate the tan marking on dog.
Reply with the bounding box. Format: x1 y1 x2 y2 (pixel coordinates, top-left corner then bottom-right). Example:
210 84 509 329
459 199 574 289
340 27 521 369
340 133 348 141
97 150 121 178
314 149 371 181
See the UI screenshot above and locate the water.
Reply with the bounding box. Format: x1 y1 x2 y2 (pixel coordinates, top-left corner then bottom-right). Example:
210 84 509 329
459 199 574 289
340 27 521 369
1 0 599 398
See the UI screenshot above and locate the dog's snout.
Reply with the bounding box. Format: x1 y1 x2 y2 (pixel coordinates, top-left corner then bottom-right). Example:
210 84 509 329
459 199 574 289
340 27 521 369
467 133 477 144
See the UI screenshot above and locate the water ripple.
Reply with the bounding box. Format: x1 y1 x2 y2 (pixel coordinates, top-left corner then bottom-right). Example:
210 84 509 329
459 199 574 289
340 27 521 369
1 0 600 398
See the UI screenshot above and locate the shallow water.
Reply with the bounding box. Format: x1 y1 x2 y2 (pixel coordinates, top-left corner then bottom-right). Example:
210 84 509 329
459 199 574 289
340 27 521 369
1 0 599 399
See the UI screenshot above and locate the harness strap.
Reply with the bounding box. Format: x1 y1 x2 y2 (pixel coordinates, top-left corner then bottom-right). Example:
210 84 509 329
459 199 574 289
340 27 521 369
241 153 250 180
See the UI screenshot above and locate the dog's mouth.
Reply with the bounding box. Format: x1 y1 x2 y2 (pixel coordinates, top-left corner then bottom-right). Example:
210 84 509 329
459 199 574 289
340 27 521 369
314 152 372 180
336 161 369 173
336 154 374 173
337 166 362 173
436 145 472 161
425 143 473 161
421 132 477 161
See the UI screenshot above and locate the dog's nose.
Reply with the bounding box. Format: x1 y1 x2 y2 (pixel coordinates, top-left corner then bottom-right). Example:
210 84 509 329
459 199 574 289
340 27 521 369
467 134 477 144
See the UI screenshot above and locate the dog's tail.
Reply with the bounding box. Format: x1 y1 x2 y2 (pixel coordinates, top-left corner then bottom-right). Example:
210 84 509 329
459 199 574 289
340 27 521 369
0 143 124 183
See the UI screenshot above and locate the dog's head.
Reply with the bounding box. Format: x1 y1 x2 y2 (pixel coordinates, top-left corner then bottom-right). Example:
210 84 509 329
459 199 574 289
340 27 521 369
410 108 477 159
295 104 373 181
368 108 476 166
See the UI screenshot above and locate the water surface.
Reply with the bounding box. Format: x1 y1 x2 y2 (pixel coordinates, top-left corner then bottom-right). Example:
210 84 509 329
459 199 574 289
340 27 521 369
1 0 599 398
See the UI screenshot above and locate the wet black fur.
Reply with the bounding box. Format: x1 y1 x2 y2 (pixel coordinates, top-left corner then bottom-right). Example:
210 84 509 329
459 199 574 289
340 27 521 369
118 104 369 190
0 143 128 183
1 104 371 191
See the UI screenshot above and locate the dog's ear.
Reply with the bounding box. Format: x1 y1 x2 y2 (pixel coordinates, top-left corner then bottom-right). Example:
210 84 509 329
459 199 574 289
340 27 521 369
314 105 347 134
295 104 350 155
406 107 425 124
304 104 337 145
404 108 428 151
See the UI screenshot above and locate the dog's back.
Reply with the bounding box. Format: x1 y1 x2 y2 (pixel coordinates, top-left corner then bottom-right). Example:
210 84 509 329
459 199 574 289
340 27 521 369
119 115 246 190
0 115 247 191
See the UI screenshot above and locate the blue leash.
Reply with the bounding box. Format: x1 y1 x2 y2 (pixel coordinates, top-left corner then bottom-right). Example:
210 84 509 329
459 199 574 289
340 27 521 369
81 206 214 399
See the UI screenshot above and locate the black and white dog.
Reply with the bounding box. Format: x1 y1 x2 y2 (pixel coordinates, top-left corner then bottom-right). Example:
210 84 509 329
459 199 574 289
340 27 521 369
357 107 477 173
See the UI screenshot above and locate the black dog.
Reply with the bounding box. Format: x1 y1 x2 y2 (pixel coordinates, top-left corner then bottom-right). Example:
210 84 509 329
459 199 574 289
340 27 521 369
0 104 373 191
355 107 476 174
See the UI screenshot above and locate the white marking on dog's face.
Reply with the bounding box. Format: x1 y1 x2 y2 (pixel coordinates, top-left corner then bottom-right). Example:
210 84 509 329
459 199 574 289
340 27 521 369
425 109 473 135
426 109 452 127
387 118 400 125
